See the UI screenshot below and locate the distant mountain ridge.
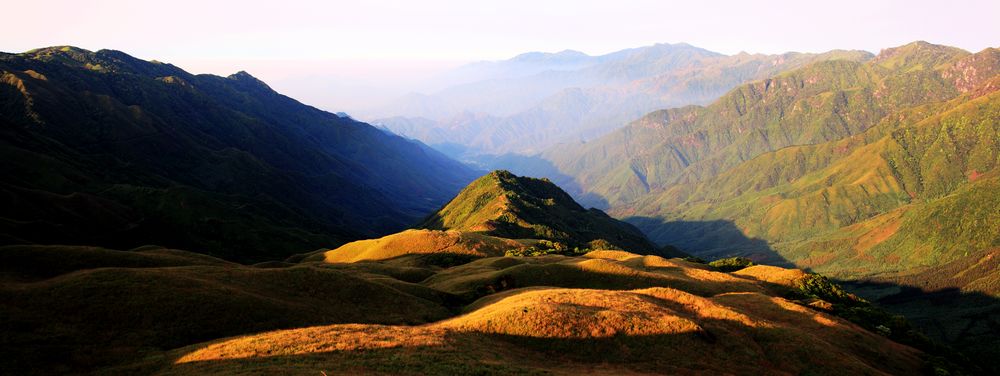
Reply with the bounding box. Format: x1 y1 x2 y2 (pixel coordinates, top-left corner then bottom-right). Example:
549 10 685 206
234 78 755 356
0 46 478 261
532 41 999 268
371 43 873 156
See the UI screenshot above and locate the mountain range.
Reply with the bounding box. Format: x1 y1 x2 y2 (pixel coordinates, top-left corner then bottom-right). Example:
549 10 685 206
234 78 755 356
369 43 873 157
497 41 1000 366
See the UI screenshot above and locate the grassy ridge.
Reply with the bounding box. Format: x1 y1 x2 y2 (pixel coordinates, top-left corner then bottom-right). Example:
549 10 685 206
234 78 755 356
417 170 668 255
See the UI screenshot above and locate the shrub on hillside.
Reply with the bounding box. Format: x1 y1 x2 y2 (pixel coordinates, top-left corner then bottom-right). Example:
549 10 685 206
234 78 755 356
504 241 590 257
708 257 754 272
793 274 865 306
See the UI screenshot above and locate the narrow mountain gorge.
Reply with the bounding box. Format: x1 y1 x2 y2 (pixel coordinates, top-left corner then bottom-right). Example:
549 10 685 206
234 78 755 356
0 47 478 261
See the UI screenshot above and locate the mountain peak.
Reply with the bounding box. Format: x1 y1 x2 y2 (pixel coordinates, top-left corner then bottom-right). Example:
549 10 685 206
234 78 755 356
226 70 274 91
21 46 99 67
24 45 92 55
417 170 662 254
511 49 590 63
227 70 260 81
874 41 969 71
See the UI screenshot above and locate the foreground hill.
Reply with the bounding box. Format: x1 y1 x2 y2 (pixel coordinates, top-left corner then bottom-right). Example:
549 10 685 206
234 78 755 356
3 243 952 375
0 46 477 261
0 245 455 374
116 250 950 375
0 169 972 374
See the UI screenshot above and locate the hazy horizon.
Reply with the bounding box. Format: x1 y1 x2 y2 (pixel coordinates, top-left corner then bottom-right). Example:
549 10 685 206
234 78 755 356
4 0 999 114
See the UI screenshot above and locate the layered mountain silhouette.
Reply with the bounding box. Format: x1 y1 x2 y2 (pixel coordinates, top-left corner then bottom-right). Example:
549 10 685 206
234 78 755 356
371 43 872 156
1 43 995 375
0 46 478 261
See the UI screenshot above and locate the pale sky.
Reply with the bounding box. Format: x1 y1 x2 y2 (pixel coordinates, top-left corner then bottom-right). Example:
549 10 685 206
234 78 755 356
3 0 999 112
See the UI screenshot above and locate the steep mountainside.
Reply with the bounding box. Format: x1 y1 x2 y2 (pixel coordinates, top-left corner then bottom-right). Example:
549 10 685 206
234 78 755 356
543 42 1000 274
374 44 872 156
520 42 1000 367
536 42 978 209
0 46 478 262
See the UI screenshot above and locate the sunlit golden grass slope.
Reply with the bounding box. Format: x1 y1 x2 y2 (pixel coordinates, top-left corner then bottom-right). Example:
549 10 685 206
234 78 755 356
310 229 529 264
154 287 922 375
3 240 954 375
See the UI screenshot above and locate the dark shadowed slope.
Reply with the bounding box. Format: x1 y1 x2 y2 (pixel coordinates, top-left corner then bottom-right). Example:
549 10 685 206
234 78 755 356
0 46 478 261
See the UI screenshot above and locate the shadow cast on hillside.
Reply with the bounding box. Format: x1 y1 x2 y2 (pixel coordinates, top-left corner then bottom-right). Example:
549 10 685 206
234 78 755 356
617 216 1000 373
623 216 797 268
838 279 1000 373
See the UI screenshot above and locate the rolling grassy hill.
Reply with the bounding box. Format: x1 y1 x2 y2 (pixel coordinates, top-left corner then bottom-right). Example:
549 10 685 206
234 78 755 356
105 249 947 375
0 46 478 262
0 245 455 374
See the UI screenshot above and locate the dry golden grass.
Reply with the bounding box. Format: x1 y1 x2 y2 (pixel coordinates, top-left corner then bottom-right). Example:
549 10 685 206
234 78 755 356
422 252 765 300
314 229 528 263
5 246 928 375
175 324 449 363
157 285 924 376
733 265 811 287
441 287 706 338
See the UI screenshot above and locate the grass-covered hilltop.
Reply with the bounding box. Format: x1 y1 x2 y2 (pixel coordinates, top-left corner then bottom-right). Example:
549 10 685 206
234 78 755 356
416 170 676 256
